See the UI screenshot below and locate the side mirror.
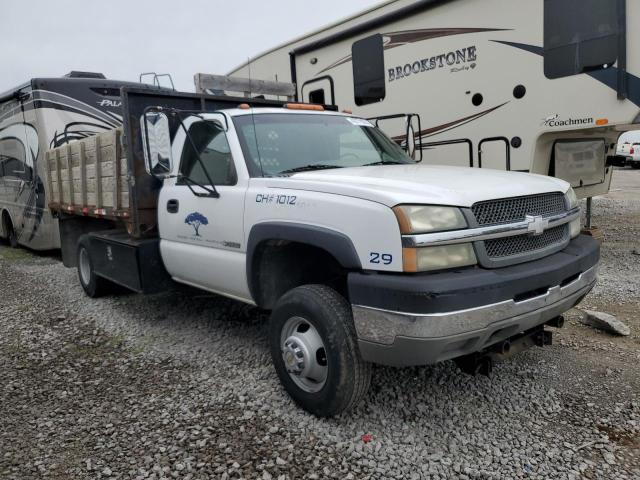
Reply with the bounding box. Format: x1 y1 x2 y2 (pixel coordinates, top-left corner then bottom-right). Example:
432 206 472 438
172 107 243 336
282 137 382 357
405 115 422 162
141 111 173 176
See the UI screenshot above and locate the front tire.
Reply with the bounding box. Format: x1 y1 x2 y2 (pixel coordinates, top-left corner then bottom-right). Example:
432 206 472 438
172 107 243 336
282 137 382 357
269 285 371 417
77 236 109 298
3 215 18 248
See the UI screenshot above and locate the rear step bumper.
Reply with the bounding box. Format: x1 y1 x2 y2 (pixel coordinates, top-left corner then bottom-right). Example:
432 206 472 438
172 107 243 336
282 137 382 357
350 235 599 367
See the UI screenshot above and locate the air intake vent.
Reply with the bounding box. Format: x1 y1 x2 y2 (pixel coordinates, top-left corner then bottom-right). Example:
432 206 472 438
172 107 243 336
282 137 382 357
64 71 106 79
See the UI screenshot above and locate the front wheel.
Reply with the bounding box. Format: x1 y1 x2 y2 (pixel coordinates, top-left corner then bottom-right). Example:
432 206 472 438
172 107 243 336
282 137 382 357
269 285 371 417
3 215 18 248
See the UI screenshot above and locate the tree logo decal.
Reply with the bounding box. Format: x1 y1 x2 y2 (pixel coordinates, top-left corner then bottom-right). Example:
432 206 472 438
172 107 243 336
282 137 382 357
185 212 209 236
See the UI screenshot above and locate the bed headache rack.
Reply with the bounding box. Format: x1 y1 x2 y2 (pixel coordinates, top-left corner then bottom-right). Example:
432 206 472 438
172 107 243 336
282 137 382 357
194 73 297 101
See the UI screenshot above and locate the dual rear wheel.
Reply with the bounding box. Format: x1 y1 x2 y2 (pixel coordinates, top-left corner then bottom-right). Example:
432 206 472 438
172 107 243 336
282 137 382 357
76 236 110 298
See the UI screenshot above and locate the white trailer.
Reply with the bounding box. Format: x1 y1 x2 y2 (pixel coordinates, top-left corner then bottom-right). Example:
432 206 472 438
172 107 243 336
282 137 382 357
229 0 640 204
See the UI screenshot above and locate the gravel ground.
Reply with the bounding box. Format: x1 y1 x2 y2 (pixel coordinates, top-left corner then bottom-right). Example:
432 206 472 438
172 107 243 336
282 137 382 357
1 169 639 480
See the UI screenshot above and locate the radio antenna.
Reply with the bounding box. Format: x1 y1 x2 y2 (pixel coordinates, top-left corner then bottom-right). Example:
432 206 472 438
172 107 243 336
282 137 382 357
247 57 253 98
247 57 265 177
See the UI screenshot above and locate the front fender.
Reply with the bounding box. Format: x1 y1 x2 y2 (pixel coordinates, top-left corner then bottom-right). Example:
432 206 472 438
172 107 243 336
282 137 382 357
246 222 362 302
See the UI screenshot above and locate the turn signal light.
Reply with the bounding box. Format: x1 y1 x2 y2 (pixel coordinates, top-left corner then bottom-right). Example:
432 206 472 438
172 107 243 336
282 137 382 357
284 103 324 111
596 118 609 126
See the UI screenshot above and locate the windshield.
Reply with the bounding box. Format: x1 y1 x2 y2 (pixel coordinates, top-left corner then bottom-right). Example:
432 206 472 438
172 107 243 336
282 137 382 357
232 113 413 177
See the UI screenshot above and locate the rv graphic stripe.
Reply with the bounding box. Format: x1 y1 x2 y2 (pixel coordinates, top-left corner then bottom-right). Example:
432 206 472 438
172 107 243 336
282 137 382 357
393 102 509 142
318 28 509 74
493 41 640 108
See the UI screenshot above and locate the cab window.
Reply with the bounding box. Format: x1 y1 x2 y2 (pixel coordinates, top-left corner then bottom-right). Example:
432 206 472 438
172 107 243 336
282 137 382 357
179 121 237 186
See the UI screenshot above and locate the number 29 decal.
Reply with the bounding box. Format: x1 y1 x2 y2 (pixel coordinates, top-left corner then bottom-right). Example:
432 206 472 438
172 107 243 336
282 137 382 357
369 252 393 265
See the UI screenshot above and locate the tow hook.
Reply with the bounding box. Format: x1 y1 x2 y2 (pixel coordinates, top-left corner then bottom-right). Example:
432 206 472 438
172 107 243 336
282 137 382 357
455 354 493 377
546 315 565 329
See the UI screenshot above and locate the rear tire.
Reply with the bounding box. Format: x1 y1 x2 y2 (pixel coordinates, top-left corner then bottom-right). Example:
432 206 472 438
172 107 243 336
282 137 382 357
77 235 109 298
269 284 371 417
632 163 640 170
3 215 18 248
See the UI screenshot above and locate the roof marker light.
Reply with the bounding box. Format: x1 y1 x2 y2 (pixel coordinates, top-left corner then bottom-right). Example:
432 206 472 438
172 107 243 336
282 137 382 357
284 103 324 111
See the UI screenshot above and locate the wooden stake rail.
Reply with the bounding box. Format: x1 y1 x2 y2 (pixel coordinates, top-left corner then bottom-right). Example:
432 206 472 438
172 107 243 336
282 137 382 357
46 128 131 221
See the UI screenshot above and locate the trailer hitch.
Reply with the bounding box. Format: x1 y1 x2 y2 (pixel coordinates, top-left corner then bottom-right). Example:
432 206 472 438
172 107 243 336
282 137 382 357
455 323 558 377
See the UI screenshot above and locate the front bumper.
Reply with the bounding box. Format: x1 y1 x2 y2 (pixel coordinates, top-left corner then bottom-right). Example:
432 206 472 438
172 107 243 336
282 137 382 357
349 235 599 367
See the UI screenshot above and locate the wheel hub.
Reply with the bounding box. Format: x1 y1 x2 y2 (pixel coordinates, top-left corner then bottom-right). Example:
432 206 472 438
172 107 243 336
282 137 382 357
282 337 306 375
280 317 328 393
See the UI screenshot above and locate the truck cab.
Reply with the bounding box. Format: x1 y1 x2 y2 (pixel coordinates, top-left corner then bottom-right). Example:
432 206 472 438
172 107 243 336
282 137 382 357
51 90 599 417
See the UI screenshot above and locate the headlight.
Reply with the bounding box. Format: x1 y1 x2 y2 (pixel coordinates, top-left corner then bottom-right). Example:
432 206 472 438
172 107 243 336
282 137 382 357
565 188 581 238
565 187 579 209
403 244 477 272
393 205 467 234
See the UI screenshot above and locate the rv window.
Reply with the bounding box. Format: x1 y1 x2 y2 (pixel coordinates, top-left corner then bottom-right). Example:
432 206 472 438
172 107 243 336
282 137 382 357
308 89 326 105
479 138 510 170
352 34 386 106
544 0 620 79
179 121 237 186
0 138 27 178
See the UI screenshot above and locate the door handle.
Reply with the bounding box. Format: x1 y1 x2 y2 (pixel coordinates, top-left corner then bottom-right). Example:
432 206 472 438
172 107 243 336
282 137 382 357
167 199 179 213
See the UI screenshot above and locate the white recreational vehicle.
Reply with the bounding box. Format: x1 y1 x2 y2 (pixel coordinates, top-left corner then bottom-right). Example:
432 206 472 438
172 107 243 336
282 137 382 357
0 72 144 250
229 0 640 204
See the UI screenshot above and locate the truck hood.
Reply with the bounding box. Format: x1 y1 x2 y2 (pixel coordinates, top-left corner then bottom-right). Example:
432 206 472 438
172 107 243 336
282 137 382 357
264 165 569 207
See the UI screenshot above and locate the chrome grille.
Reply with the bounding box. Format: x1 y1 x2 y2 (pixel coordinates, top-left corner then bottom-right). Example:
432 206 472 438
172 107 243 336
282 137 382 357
484 225 569 259
472 193 566 226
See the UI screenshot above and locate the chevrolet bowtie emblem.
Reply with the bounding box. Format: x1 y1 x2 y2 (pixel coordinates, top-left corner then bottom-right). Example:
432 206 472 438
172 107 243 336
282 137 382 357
526 215 549 236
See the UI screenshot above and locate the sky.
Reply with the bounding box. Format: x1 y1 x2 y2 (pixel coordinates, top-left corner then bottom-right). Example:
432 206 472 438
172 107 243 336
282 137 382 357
0 0 380 93
1 0 638 143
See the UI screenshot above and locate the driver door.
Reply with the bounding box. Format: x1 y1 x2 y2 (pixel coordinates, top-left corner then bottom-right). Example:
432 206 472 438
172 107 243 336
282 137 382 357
158 117 251 301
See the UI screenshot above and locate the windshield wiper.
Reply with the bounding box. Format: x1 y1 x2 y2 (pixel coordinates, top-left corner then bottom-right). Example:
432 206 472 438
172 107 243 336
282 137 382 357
278 164 344 175
362 160 405 166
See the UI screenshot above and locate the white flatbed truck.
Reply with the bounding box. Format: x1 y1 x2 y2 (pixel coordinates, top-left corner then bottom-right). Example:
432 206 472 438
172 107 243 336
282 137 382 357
48 86 599 416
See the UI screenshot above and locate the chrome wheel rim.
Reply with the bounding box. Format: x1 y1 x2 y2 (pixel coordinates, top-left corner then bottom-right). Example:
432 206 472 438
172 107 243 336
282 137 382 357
79 248 91 286
280 316 328 393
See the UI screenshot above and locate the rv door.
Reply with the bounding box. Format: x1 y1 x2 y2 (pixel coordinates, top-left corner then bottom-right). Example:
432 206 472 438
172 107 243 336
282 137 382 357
0 89 40 242
301 77 335 106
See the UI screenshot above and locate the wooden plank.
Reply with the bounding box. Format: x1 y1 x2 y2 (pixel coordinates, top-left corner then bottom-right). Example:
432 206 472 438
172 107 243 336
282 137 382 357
65 145 74 204
46 151 54 205
194 73 296 98
95 135 102 208
55 149 63 205
79 142 88 206
113 131 121 210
